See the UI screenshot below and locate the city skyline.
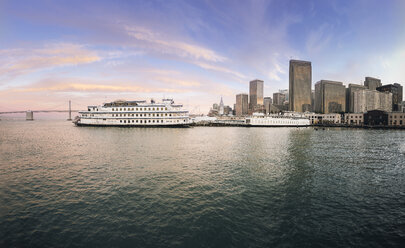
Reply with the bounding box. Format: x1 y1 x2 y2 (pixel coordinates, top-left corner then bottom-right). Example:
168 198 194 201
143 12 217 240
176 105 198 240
1 0 405 113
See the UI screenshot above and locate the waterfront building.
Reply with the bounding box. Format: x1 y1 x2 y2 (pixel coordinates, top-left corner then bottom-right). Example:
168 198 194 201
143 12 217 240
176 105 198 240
249 79 264 111
219 97 224 115
388 112 405 126
304 113 343 124
376 83 403 111
364 77 382 90
364 110 388 126
314 80 346 114
235 93 249 116
289 60 312 112
304 113 321 124
353 89 392 113
321 113 343 124
344 113 364 125
346 84 366 113
212 103 219 111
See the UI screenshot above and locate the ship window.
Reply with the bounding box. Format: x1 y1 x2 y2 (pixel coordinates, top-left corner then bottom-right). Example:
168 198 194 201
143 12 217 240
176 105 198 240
148 108 151 110
169 114 172 116
103 118 106 121
153 114 155 116
136 108 138 111
161 120 163 123
136 120 138 123
149 120 151 123
120 108 122 111
153 108 155 110
132 120 134 123
140 120 143 123
165 113 167 116
132 108 134 111
165 107 167 110
153 120 155 123
120 120 122 123
136 114 138 117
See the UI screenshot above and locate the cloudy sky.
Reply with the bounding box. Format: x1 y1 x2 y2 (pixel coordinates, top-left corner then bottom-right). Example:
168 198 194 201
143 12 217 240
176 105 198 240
1 0 404 113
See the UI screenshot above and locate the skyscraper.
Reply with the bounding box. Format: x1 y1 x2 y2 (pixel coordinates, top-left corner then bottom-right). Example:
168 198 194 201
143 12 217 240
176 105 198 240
289 60 312 112
314 80 346 114
264 97 272 114
353 89 392 113
346 84 366 113
219 97 224 115
364 77 382 90
235 93 249 116
273 93 286 105
249 79 264 111
377 83 403 111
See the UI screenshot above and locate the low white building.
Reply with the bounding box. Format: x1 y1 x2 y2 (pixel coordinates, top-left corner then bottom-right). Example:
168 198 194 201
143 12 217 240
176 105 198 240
344 113 364 125
388 112 405 126
304 113 342 124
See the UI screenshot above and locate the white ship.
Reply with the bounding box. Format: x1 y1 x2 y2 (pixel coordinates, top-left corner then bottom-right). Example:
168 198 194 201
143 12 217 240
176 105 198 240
246 113 310 127
74 99 190 127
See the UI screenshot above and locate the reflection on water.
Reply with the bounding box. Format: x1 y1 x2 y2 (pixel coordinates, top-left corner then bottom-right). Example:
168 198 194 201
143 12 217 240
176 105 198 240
0 120 404 247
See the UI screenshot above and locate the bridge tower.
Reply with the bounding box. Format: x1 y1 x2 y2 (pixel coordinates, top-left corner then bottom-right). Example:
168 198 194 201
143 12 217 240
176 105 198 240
67 100 72 121
26 111 34 121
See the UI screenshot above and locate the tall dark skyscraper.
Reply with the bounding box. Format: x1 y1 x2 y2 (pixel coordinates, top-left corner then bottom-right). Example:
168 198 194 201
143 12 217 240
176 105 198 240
235 93 249 116
289 60 312 112
249 79 264 111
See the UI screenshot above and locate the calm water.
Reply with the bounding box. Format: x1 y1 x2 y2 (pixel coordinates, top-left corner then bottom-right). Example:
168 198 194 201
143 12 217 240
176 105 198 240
0 119 404 247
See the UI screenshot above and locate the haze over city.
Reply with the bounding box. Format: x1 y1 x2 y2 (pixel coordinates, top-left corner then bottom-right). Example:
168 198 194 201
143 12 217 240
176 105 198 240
1 0 405 113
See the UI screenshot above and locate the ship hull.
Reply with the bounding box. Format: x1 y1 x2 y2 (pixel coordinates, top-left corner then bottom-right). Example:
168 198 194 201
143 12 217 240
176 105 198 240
75 122 190 128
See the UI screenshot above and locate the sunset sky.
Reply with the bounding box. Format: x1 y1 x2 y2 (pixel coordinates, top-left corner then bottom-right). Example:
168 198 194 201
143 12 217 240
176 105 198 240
1 0 404 113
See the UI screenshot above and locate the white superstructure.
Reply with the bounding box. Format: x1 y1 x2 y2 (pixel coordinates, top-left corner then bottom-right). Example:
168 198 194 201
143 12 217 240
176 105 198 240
74 99 190 127
246 113 310 127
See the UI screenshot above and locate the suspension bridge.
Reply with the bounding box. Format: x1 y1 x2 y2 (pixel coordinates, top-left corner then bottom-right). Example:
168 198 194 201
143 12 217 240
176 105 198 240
0 101 81 120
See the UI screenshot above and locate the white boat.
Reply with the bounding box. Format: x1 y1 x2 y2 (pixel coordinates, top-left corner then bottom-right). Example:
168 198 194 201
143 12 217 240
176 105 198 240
245 112 310 127
74 99 190 127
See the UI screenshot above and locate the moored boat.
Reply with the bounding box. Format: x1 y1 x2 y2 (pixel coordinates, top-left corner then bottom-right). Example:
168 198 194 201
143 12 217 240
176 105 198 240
74 99 190 127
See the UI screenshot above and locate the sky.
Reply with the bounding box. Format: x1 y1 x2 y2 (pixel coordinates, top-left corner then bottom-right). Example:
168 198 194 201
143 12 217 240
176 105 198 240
1 0 404 113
